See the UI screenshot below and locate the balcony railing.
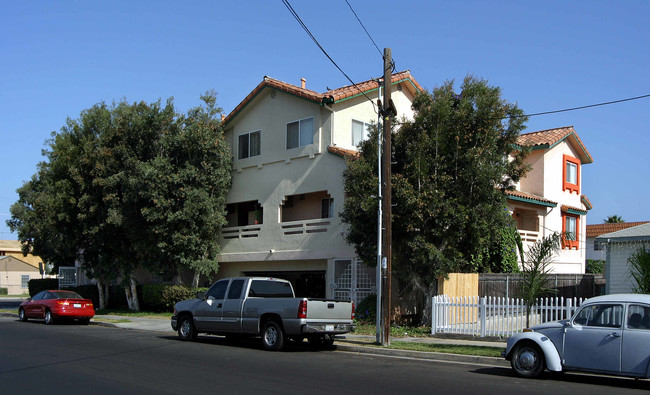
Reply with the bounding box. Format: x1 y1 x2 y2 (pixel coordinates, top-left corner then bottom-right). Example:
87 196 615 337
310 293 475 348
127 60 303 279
518 230 540 243
281 218 331 235
221 225 261 239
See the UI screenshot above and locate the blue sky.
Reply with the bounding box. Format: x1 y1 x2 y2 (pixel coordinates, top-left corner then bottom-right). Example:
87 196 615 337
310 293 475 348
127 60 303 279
1 0 649 239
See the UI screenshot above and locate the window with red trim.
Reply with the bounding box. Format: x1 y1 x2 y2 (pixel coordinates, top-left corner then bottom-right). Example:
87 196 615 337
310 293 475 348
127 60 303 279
563 155 580 194
562 213 579 249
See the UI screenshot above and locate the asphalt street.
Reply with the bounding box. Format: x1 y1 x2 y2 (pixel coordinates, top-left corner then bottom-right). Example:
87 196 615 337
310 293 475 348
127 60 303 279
1 316 648 394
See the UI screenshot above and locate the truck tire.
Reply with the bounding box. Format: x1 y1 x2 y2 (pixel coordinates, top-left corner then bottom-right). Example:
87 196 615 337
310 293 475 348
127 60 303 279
178 315 197 341
261 320 285 351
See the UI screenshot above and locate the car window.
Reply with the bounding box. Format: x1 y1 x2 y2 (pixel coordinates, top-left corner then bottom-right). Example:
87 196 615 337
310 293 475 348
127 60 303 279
206 280 228 300
227 280 245 299
31 291 46 301
627 304 650 330
574 304 623 328
249 280 293 298
51 291 83 299
43 291 54 300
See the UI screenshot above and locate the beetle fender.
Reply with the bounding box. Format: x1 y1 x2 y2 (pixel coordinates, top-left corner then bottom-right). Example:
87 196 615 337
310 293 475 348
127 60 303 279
506 332 562 372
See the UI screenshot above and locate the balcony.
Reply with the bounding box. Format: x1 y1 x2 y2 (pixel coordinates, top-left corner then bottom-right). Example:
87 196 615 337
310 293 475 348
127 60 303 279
281 218 332 236
518 230 541 244
221 225 261 239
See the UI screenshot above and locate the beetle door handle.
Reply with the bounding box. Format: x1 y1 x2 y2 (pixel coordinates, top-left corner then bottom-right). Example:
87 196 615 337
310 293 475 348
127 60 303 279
217 303 223 308
609 332 621 338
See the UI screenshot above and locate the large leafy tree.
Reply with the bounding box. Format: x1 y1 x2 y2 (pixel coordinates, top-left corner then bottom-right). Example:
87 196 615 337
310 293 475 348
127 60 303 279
341 76 529 324
604 215 624 223
8 92 231 309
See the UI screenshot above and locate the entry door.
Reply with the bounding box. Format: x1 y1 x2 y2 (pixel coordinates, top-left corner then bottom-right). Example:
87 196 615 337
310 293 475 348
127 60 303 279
563 303 623 373
333 259 376 305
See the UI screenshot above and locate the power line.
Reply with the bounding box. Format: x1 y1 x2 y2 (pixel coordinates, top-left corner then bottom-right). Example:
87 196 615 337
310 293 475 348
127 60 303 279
281 0 378 111
344 0 382 57
511 94 650 119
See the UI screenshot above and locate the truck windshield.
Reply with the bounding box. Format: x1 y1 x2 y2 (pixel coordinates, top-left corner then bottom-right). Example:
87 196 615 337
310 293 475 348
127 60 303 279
249 280 293 298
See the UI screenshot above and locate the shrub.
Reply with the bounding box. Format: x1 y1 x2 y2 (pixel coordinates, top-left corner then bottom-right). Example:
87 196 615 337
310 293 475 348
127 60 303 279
586 259 605 274
355 294 377 324
141 284 168 312
161 285 197 312
28 278 59 297
0 287 8 295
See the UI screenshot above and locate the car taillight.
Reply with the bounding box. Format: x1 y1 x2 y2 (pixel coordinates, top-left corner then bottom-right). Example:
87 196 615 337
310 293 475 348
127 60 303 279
351 302 355 320
57 301 69 306
297 300 307 319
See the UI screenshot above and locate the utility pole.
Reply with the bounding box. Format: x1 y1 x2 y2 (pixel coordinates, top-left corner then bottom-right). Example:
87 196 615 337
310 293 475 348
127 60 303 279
381 48 393 346
375 81 383 345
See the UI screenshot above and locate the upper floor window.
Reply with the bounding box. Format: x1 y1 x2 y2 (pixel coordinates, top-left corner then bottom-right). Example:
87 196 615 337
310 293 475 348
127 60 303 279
238 130 261 159
352 120 370 147
562 213 579 249
286 117 314 149
563 154 580 193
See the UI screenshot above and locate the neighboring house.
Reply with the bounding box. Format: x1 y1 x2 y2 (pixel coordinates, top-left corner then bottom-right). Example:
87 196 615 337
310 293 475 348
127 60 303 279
595 222 650 294
0 239 43 271
217 71 423 304
507 126 594 273
0 255 40 295
586 222 650 262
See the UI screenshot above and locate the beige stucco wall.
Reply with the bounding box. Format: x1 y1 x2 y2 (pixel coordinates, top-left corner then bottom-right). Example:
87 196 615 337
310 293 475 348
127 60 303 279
0 256 39 294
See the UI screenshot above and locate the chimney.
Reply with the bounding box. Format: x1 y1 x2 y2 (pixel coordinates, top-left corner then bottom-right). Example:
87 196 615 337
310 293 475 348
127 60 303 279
301 78 306 89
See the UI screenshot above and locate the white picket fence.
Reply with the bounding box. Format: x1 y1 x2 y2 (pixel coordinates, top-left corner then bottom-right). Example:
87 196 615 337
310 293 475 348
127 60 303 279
431 295 584 337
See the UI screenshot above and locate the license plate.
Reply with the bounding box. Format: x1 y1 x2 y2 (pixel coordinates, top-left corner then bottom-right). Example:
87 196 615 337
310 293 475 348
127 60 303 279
73 303 82 308
326 325 334 331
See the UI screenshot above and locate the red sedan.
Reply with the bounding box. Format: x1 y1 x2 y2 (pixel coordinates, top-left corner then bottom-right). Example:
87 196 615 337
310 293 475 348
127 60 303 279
19 290 95 325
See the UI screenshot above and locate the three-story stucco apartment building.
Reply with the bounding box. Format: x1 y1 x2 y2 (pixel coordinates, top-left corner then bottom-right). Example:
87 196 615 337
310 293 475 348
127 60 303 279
216 71 423 303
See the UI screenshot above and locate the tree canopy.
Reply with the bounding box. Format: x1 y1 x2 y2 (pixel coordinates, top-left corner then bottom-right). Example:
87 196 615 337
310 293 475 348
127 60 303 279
604 215 624 223
8 92 231 309
341 76 529 323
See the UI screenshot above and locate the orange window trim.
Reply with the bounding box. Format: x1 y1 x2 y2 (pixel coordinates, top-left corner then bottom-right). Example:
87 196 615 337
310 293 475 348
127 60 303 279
562 154 580 194
561 213 580 250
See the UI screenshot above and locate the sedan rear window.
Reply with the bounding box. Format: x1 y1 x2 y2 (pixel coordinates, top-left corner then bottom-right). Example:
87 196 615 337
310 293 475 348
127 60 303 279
51 291 84 299
248 280 293 298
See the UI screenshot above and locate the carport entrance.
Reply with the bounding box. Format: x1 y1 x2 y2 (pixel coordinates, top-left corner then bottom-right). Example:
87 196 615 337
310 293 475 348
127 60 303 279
243 270 325 299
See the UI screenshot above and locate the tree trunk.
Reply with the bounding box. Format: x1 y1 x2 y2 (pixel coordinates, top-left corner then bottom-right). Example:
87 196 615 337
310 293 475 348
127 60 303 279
124 276 140 312
96 279 106 310
192 271 200 288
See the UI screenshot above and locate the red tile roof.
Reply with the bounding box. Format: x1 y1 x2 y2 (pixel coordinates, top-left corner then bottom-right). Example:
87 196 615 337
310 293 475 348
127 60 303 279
223 71 423 126
586 221 650 238
505 190 557 206
327 145 360 159
517 126 593 164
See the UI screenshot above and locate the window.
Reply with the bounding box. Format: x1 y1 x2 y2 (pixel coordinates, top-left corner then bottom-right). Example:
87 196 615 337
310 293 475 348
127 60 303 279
21 275 29 288
286 117 314 149
562 213 579 249
227 279 245 299
563 155 580 193
352 120 370 147
321 198 334 218
248 280 294 298
238 131 261 159
206 280 229 300
627 305 650 330
573 304 623 328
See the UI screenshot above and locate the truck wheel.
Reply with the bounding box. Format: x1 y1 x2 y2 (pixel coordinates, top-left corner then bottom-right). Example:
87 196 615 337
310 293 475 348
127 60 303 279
262 321 285 351
178 315 197 341
511 342 545 378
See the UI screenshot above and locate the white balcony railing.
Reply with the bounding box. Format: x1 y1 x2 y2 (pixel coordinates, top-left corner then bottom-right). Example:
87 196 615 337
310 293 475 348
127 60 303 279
221 225 261 239
281 218 331 235
518 230 540 243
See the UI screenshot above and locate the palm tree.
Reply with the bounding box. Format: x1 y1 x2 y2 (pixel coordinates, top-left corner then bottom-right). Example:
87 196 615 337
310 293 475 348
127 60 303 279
629 246 650 294
604 215 625 223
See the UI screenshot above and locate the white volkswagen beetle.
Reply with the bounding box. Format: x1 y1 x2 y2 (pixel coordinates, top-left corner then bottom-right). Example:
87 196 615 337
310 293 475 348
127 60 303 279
504 294 650 379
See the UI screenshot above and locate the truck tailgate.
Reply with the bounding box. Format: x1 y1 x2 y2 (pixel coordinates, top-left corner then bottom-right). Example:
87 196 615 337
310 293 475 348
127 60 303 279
305 299 352 320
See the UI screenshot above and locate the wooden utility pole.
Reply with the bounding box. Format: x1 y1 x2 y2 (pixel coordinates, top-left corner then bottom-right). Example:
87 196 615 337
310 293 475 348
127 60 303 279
381 48 392 346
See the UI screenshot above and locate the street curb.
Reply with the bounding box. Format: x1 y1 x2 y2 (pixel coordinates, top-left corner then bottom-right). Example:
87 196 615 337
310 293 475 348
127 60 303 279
334 343 509 367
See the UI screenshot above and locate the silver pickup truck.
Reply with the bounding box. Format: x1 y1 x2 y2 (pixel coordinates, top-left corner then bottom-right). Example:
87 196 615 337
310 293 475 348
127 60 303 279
171 277 355 350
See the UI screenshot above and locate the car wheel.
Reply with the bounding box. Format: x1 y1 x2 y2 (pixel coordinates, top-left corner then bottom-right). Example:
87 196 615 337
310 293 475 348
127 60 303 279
177 315 197 341
261 320 285 351
44 310 56 325
19 308 28 322
511 342 545 378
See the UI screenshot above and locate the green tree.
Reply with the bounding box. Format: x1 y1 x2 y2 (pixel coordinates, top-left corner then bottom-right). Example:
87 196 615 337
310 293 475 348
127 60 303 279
629 246 650 294
8 93 231 310
341 76 530 325
604 215 624 223
519 233 561 327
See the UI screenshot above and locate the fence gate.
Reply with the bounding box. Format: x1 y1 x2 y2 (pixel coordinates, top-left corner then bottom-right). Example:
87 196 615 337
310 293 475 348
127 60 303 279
333 259 376 305
58 266 77 288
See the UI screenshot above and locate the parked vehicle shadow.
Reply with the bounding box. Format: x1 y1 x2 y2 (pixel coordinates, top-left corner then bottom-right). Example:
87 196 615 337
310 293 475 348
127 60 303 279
472 367 650 390
161 334 337 353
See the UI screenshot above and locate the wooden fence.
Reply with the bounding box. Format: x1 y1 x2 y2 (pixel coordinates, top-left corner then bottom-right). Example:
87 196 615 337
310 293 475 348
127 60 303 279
478 273 605 300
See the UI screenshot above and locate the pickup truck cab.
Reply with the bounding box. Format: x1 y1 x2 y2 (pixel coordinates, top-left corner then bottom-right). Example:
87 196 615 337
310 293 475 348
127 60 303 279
171 277 355 350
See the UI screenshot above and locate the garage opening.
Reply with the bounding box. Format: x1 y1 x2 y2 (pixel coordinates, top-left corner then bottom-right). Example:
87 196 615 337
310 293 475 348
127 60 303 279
243 270 325 299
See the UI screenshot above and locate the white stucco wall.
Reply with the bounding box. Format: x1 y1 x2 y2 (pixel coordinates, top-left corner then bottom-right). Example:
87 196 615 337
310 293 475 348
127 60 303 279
605 243 639 294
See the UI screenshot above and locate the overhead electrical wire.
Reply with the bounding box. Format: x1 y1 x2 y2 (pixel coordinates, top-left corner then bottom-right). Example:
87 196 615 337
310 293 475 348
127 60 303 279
281 0 378 111
344 0 396 74
508 94 650 119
